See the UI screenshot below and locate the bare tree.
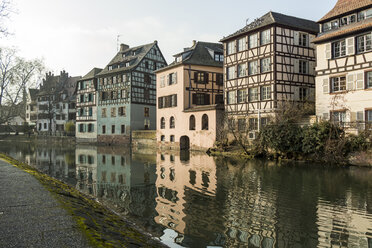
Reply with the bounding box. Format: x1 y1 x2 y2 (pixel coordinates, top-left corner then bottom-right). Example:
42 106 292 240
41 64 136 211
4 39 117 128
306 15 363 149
0 47 44 124
0 0 14 36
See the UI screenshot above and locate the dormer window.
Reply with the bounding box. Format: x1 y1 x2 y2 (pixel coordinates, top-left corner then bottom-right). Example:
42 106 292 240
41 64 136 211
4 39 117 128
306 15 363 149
176 56 182 62
125 62 130 67
108 65 113 71
214 52 224 62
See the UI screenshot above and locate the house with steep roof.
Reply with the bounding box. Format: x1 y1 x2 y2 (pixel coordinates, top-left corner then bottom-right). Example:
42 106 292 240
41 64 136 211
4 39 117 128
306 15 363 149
96 41 167 144
36 71 81 134
75 68 102 142
314 0 372 133
221 12 318 139
155 41 224 150
26 88 39 126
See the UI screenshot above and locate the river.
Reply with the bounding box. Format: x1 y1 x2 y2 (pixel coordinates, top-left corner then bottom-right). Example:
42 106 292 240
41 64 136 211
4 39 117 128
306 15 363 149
0 139 371 248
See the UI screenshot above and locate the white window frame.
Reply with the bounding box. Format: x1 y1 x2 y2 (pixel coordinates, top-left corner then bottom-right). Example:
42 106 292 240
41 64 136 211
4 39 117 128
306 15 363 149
260 29 271 45
249 87 259 102
332 40 346 58
331 76 346 92
227 91 236 104
237 89 247 103
237 37 247 52
237 63 247 77
249 33 258 48
260 57 271 73
261 85 271 100
248 60 258 75
227 41 236 55
299 60 308 74
356 33 372 54
227 66 235 80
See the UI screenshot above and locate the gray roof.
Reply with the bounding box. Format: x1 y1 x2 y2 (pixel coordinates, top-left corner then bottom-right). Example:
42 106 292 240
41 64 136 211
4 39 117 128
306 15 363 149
221 11 319 42
97 42 157 77
28 88 39 101
156 41 223 72
80 67 103 81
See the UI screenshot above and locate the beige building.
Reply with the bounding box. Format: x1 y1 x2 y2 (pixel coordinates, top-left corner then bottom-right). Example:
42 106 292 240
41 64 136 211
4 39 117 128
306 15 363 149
221 12 318 137
156 41 224 151
314 0 372 133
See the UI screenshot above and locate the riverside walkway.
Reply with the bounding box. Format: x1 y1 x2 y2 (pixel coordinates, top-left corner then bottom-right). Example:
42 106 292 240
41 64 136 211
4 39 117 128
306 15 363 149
0 159 91 248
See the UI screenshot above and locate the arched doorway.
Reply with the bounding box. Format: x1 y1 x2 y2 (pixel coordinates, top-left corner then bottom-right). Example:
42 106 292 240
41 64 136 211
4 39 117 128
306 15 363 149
180 135 190 150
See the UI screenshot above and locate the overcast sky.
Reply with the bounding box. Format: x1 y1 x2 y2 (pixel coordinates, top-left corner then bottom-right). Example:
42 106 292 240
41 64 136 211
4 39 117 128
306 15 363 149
0 0 337 77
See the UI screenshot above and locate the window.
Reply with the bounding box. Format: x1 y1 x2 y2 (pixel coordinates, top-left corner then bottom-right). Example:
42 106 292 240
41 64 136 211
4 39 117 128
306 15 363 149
160 135 165 142
215 94 223 104
237 89 247 103
121 89 127 99
227 91 236 104
88 93 93 102
160 76 165 88
299 33 308 47
79 124 84 133
366 71 372 89
121 125 125 134
111 125 115 134
249 33 258 48
248 60 258 75
249 118 258 131
102 125 106 134
237 37 247 51
113 76 117 84
331 111 346 123
331 76 346 92
238 119 246 131
366 110 372 122
88 107 92 116
261 86 271 100
332 40 346 58
261 58 271 73
358 8 372 21
299 88 308 101
88 124 94 132
299 60 308 74
118 106 126 116
102 155 106 164
189 115 195 130
144 107 149 117
111 156 115 165
111 107 116 117
227 41 235 55
216 73 223 86
168 73 177 85
260 29 271 45
357 33 372 53
227 66 235 80
195 72 208 83
170 135 175 142
202 114 208 130
144 74 151 84
170 116 175 129
171 94 177 107
192 93 210 105
102 108 107 118
44 123 47 129
214 52 224 62
238 63 247 77
160 117 165 129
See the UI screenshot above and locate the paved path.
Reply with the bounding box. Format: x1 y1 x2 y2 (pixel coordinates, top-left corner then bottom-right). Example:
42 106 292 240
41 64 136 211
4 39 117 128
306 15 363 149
0 159 91 248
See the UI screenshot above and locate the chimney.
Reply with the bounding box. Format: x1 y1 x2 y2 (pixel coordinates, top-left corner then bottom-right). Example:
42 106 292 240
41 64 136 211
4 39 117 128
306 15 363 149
154 40 158 44
120 43 130 52
192 40 197 47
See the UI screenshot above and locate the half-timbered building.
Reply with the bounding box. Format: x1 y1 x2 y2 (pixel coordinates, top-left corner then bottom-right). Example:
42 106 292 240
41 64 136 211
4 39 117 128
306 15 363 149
314 0 372 133
155 41 224 150
75 68 102 142
96 41 167 144
221 12 318 138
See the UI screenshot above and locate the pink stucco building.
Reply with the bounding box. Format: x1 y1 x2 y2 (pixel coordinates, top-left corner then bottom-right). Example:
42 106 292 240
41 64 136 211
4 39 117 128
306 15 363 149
155 41 224 151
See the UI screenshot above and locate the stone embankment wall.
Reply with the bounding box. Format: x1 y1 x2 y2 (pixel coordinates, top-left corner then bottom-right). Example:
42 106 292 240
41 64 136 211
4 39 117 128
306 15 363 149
132 131 156 148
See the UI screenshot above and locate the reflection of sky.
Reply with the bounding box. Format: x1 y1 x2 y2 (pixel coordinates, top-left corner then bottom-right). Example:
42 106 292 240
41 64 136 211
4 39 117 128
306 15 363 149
160 229 185 248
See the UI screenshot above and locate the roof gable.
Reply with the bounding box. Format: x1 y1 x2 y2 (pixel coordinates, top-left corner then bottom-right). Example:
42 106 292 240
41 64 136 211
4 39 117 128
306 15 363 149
319 0 372 23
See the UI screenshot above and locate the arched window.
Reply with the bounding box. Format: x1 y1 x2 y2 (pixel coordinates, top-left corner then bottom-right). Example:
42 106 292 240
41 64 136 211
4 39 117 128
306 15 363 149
170 116 175 129
160 117 165 129
189 115 195 130
202 114 208 130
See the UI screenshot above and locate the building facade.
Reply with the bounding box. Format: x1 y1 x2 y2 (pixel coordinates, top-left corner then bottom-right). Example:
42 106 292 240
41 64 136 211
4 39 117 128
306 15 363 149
36 71 81 134
75 68 102 142
314 0 372 133
156 41 224 151
96 42 167 144
25 88 39 127
221 12 318 138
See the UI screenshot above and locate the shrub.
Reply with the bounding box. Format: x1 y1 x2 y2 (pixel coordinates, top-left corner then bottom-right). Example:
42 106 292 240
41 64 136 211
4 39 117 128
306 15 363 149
65 121 75 132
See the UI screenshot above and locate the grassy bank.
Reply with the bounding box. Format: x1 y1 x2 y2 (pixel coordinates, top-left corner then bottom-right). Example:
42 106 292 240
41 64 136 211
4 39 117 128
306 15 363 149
0 153 166 248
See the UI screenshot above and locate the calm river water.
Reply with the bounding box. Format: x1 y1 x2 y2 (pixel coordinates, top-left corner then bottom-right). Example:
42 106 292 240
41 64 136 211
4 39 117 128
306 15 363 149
0 139 371 248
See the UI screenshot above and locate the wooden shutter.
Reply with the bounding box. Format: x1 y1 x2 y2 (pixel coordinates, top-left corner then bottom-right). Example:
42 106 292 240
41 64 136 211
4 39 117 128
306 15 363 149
174 94 177 107
204 72 209 83
174 72 177 84
194 72 198 83
294 87 299 100
309 61 315 75
357 111 364 121
192 93 197 104
325 43 331 59
158 97 162 108
346 37 355 55
323 78 330 93
346 74 355 91
204 94 210 105
167 74 170 85
294 59 299 73
293 31 299 46
309 88 315 101
356 72 364 89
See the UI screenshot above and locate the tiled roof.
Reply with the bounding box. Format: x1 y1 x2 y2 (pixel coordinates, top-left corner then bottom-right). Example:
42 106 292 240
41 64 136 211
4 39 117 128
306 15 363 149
156 41 223 72
318 0 372 23
80 67 103 81
220 11 318 42
97 42 156 77
28 88 39 101
313 17 372 43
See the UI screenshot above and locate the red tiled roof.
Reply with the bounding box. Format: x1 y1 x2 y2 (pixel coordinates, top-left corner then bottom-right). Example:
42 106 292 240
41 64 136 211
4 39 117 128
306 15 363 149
313 18 372 43
319 0 372 23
